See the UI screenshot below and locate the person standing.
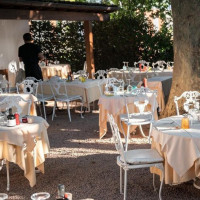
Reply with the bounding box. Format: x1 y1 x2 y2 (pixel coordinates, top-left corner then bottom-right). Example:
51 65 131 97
18 33 44 80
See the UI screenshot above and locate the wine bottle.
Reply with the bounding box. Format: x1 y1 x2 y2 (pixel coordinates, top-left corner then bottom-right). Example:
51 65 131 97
7 108 16 127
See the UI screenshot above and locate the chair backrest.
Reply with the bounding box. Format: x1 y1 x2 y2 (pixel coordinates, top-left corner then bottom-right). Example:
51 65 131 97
8 61 17 74
16 80 38 96
107 114 126 163
0 96 31 115
49 76 68 97
152 61 167 72
25 77 41 82
73 70 89 79
94 70 107 79
0 80 10 93
126 88 157 120
134 60 150 71
174 91 200 115
167 61 174 69
105 78 124 93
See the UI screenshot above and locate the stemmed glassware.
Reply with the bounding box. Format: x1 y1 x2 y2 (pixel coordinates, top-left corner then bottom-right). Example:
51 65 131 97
126 79 132 94
118 80 124 94
0 193 8 199
31 192 50 200
123 61 127 70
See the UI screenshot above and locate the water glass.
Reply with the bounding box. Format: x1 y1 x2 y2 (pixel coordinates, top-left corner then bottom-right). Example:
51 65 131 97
0 193 8 200
126 79 132 93
31 192 50 200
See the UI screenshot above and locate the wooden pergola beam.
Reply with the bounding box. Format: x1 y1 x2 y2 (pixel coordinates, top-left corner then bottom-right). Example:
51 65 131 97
84 21 95 78
0 9 109 21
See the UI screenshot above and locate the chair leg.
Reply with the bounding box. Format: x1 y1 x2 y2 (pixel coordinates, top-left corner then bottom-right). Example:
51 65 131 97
159 166 165 200
42 101 47 120
148 123 153 144
52 101 56 121
139 125 147 138
6 160 10 191
120 166 123 194
124 169 128 200
125 125 130 151
153 173 156 191
67 102 72 122
80 99 84 119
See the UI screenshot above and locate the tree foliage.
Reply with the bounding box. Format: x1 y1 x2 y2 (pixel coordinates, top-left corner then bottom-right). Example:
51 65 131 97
30 0 173 71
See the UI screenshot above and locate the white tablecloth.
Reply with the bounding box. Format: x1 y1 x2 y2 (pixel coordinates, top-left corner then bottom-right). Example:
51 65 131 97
98 93 158 138
0 116 50 187
151 115 200 184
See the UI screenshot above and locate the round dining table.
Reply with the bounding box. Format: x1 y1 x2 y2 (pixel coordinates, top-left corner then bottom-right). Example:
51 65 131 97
151 115 200 185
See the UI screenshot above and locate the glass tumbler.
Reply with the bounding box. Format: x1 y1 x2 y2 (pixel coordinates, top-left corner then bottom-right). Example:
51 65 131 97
31 192 50 200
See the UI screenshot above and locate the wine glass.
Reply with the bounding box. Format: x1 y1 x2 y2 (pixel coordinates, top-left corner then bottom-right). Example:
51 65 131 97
118 80 124 95
123 61 127 70
0 193 8 200
126 79 132 94
31 192 50 200
126 62 129 70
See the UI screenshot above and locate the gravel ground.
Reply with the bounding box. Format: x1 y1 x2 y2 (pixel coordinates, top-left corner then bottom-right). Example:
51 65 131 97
0 103 200 200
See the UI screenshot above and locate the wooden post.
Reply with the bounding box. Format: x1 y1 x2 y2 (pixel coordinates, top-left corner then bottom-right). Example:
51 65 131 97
84 21 95 78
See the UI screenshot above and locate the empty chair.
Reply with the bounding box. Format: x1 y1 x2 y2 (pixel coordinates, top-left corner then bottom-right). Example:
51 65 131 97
0 79 10 93
0 96 31 191
174 91 200 115
108 114 164 200
93 70 107 79
120 88 157 149
25 77 55 120
49 76 83 122
105 78 124 93
73 70 89 80
152 61 167 72
167 61 174 69
16 79 38 96
134 60 150 71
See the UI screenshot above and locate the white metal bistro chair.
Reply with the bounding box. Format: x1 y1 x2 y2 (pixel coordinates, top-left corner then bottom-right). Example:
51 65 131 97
167 61 174 69
134 60 150 80
0 79 10 93
108 114 164 200
73 70 89 80
25 77 56 120
152 61 167 72
49 76 84 122
120 88 157 149
93 70 107 79
0 96 31 191
174 91 200 115
16 79 38 96
105 77 124 93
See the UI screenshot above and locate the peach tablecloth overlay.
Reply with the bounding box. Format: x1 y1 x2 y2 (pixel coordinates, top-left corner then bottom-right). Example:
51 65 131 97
0 116 50 187
108 69 173 82
151 115 200 184
0 93 37 116
98 94 158 139
148 81 165 112
40 79 105 108
41 64 71 80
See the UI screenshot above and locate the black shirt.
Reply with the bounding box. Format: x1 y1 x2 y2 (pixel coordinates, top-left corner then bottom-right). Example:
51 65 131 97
18 43 43 80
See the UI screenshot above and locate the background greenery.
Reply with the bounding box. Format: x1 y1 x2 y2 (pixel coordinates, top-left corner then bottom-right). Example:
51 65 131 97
30 0 173 72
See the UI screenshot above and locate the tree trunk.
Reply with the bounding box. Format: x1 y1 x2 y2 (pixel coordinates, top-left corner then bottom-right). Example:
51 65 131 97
162 0 200 117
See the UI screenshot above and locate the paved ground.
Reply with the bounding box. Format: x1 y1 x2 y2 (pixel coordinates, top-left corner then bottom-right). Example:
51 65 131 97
0 104 200 199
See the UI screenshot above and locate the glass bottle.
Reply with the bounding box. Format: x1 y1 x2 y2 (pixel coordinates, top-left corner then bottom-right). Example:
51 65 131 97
7 108 16 127
126 79 132 93
181 114 190 129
